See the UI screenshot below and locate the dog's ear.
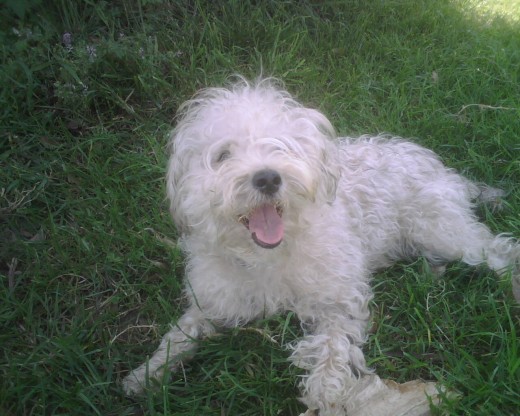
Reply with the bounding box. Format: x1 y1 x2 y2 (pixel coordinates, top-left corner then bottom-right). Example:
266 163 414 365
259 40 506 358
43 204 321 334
294 106 341 204
166 128 191 235
319 142 341 204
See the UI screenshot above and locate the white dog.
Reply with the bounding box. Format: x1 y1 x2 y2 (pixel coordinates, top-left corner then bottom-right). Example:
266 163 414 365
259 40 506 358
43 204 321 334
123 78 519 415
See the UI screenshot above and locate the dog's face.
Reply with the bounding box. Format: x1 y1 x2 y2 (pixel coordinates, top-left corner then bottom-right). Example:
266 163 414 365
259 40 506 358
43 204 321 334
167 80 340 251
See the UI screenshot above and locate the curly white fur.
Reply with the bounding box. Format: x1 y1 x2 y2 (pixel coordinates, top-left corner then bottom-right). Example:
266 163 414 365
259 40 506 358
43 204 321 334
123 78 519 415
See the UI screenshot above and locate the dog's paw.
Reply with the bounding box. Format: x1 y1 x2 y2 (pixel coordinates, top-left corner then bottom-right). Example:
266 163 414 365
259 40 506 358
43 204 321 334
122 370 146 396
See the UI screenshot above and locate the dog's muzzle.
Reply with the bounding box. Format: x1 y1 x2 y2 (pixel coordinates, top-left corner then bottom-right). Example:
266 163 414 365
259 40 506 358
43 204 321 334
238 169 284 249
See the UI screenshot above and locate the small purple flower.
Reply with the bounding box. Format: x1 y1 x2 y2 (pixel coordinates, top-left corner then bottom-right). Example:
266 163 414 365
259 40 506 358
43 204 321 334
62 32 73 51
86 44 97 62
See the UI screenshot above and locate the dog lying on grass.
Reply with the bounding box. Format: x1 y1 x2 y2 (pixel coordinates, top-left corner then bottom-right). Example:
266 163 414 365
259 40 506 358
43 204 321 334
123 78 519 415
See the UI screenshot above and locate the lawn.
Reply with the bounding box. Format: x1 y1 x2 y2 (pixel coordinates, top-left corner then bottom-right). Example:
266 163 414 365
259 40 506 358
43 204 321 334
1 0 519 415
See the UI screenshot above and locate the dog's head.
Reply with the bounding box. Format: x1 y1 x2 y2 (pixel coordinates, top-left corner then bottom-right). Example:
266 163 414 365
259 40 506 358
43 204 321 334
166 78 340 251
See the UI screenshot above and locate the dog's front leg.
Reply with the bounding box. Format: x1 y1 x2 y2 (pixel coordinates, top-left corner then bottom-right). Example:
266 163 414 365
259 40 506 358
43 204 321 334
289 316 371 416
122 306 214 395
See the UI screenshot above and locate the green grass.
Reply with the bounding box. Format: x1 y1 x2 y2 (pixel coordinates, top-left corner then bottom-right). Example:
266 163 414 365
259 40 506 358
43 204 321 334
1 0 519 414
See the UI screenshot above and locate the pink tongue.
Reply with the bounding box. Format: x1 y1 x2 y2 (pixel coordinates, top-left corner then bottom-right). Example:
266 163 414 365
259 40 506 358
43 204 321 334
248 204 284 248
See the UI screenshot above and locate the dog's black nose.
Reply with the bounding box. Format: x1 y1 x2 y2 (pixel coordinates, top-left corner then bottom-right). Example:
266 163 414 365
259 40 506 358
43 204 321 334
252 169 282 195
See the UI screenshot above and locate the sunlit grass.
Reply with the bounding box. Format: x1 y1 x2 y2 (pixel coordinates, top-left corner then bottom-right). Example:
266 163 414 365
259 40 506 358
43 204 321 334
458 0 520 23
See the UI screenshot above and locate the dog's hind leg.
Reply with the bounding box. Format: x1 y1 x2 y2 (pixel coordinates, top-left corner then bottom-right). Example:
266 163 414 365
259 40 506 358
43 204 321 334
468 232 520 302
122 306 215 395
406 200 520 302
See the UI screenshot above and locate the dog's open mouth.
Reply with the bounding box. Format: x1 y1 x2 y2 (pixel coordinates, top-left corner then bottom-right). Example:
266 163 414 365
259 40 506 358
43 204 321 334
239 203 284 249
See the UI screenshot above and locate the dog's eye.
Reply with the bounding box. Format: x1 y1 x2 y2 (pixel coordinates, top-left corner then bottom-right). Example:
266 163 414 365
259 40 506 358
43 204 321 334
216 149 231 163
